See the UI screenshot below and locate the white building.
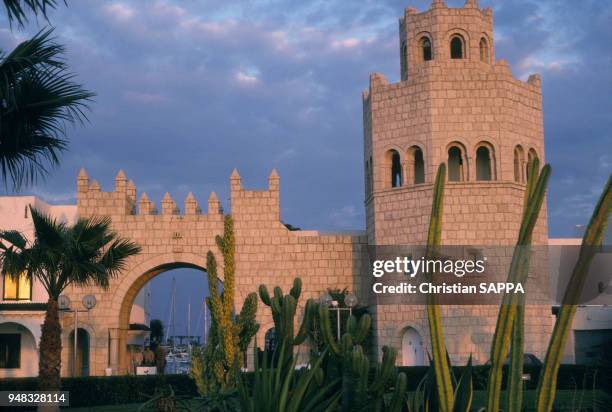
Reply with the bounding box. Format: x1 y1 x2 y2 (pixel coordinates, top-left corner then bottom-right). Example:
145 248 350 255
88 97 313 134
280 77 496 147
0 196 151 378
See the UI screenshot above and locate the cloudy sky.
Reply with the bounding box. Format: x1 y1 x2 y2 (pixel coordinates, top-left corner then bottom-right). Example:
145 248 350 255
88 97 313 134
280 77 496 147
1 0 610 337
1 0 610 236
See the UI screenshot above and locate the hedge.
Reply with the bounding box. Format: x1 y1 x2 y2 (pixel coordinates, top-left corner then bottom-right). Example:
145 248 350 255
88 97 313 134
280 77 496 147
0 374 198 409
397 364 612 391
1 365 608 409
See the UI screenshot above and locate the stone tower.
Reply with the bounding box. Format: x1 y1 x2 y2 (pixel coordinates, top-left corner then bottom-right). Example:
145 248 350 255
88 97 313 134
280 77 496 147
363 0 551 365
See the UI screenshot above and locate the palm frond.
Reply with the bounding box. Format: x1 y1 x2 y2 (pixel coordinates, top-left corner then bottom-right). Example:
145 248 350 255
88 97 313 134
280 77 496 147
29 206 65 249
0 229 28 250
2 0 63 27
98 238 142 277
0 29 95 190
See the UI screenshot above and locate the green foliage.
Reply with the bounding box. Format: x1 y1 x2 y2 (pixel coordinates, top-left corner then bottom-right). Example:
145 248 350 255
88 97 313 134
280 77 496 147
258 277 316 372
239 277 339 411
0 206 141 392
536 175 612 412
507 159 541 412
0 29 95 190
319 304 406 412
150 319 164 345
487 159 551 411
408 355 474 412
238 344 339 412
308 287 370 354
190 215 259 397
0 375 198 408
424 163 454 412
2 0 61 26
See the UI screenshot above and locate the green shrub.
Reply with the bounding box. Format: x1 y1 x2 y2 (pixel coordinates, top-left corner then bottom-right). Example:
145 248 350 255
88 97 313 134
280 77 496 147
396 364 611 392
0 375 198 408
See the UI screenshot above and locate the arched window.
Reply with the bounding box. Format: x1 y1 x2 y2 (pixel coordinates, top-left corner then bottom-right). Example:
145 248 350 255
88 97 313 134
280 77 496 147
408 146 425 184
448 145 466 182
386 150 403 188
401 41 407 66
420 37 432 61
479 37 489 63
476 146 493 181
526 149 539 180
514 145 525 183
450 35 464 59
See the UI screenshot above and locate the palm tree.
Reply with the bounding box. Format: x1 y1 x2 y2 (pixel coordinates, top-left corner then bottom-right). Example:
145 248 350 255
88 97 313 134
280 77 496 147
2 0 60 26
0 28 95 190
0 206 141 390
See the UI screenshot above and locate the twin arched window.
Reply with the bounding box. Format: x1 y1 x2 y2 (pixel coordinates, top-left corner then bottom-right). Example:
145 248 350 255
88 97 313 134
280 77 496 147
447 142 496 182
385 147 425 189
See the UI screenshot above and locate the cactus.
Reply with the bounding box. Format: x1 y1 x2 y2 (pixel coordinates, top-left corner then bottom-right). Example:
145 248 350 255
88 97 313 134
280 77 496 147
240 277 339 412
190 215 259 396
258 277 316 370
486 160 551 411
506 160 540 412
424 163 454 412
319 304 406 412
536 175 612 412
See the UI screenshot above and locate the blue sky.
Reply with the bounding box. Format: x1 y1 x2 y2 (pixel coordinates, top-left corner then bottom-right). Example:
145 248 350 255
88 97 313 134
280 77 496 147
1 1 610 331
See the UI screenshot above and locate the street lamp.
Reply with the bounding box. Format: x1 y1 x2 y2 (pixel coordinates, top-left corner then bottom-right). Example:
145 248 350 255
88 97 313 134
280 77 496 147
59 294 96 376
320 292 358 340
344 293 357 316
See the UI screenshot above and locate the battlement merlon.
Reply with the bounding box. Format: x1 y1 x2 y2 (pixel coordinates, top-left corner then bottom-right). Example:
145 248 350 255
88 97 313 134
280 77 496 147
76 170 222 219
229 169 281 225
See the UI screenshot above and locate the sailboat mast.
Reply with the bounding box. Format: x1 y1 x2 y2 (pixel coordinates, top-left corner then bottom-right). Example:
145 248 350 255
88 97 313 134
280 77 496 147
171 277 176 349
187 300 191 343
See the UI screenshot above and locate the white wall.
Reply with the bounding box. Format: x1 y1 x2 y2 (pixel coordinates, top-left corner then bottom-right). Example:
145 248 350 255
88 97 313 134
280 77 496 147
0 196 77 304
0 321 40 378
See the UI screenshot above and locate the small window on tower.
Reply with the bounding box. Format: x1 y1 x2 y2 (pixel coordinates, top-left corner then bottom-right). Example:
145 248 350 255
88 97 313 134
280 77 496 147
448 146 466 182
526 149 539 180
450 36 464 59
386 149 403 188
514 145 525 183
476 146 493 181
420 37 432 61
479 37 489 63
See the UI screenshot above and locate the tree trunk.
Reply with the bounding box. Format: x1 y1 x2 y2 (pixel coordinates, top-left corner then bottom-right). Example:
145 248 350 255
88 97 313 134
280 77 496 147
38 298 62 391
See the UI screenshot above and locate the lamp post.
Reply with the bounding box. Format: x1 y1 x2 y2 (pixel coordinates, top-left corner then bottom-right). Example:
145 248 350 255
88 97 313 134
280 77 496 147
59 294 96 377
320 292 358 340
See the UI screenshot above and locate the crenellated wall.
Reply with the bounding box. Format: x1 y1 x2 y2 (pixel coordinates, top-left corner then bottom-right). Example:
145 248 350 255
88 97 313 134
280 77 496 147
63 168 368 375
